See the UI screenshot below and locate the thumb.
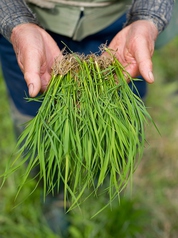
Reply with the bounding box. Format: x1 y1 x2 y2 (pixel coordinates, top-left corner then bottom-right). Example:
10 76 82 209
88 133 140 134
134 38 155 84
22 49 43 97
24 71 41 97
138 58 154 84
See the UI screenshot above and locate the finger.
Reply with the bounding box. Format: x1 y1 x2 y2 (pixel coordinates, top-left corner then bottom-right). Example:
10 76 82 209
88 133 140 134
24 71 41 97
23 50 43 97
138 59 154 83
134 41 154 83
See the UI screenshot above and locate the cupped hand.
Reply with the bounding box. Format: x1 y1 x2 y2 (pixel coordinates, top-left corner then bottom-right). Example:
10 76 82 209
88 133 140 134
106 20 158 83
10 23 62 97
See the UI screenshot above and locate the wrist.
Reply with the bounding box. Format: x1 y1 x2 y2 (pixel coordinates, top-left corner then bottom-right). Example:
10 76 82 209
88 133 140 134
125 15 162 35
11 23 40 42
129 20 158 40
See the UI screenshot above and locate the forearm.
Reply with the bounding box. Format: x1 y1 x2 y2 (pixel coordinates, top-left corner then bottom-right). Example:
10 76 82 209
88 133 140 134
0 0 38 42
126 0 175 34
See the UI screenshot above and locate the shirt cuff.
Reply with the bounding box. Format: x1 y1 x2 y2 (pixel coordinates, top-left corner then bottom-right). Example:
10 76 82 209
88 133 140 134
125 0 174 34
0 0 39 42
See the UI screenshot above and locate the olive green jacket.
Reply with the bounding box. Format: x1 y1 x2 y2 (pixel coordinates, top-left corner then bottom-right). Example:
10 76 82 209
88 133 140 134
28 0 131 41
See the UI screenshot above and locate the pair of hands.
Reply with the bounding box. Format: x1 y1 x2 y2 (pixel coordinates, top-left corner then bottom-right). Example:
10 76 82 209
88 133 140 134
10 20 158 97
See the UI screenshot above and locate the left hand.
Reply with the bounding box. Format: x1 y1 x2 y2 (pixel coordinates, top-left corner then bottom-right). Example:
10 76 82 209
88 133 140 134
107 20 158 83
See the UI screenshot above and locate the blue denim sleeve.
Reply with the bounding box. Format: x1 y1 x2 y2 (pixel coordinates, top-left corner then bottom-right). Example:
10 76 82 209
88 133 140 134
0 0 38 42
126 0 175 33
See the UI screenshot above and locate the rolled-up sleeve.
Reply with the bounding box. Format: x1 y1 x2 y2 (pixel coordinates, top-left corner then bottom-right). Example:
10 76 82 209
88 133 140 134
0 0 39 42
126 0 175 34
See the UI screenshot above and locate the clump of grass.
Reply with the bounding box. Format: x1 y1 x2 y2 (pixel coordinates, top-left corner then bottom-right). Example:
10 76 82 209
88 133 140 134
2 48 153 212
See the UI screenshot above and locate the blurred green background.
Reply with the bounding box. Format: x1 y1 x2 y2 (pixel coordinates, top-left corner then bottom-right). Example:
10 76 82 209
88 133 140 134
0 36 178 238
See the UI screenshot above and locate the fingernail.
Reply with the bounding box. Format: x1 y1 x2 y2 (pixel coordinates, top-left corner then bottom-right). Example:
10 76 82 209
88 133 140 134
28 83 34 96
148 71 154 83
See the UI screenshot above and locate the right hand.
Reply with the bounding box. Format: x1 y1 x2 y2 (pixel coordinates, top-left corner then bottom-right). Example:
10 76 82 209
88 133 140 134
11 23 62 97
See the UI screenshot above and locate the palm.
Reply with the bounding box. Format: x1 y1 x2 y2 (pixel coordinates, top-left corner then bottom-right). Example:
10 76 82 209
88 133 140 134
108 20 158 83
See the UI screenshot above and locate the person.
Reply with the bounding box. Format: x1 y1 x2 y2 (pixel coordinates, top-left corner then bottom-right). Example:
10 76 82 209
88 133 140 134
0 0 174 237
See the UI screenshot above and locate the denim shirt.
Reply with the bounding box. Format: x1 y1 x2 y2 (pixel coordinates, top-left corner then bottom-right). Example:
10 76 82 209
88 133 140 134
0 0 175 42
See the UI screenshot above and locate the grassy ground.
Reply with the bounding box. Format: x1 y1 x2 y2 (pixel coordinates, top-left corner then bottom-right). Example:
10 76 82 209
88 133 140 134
0 36 178 238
